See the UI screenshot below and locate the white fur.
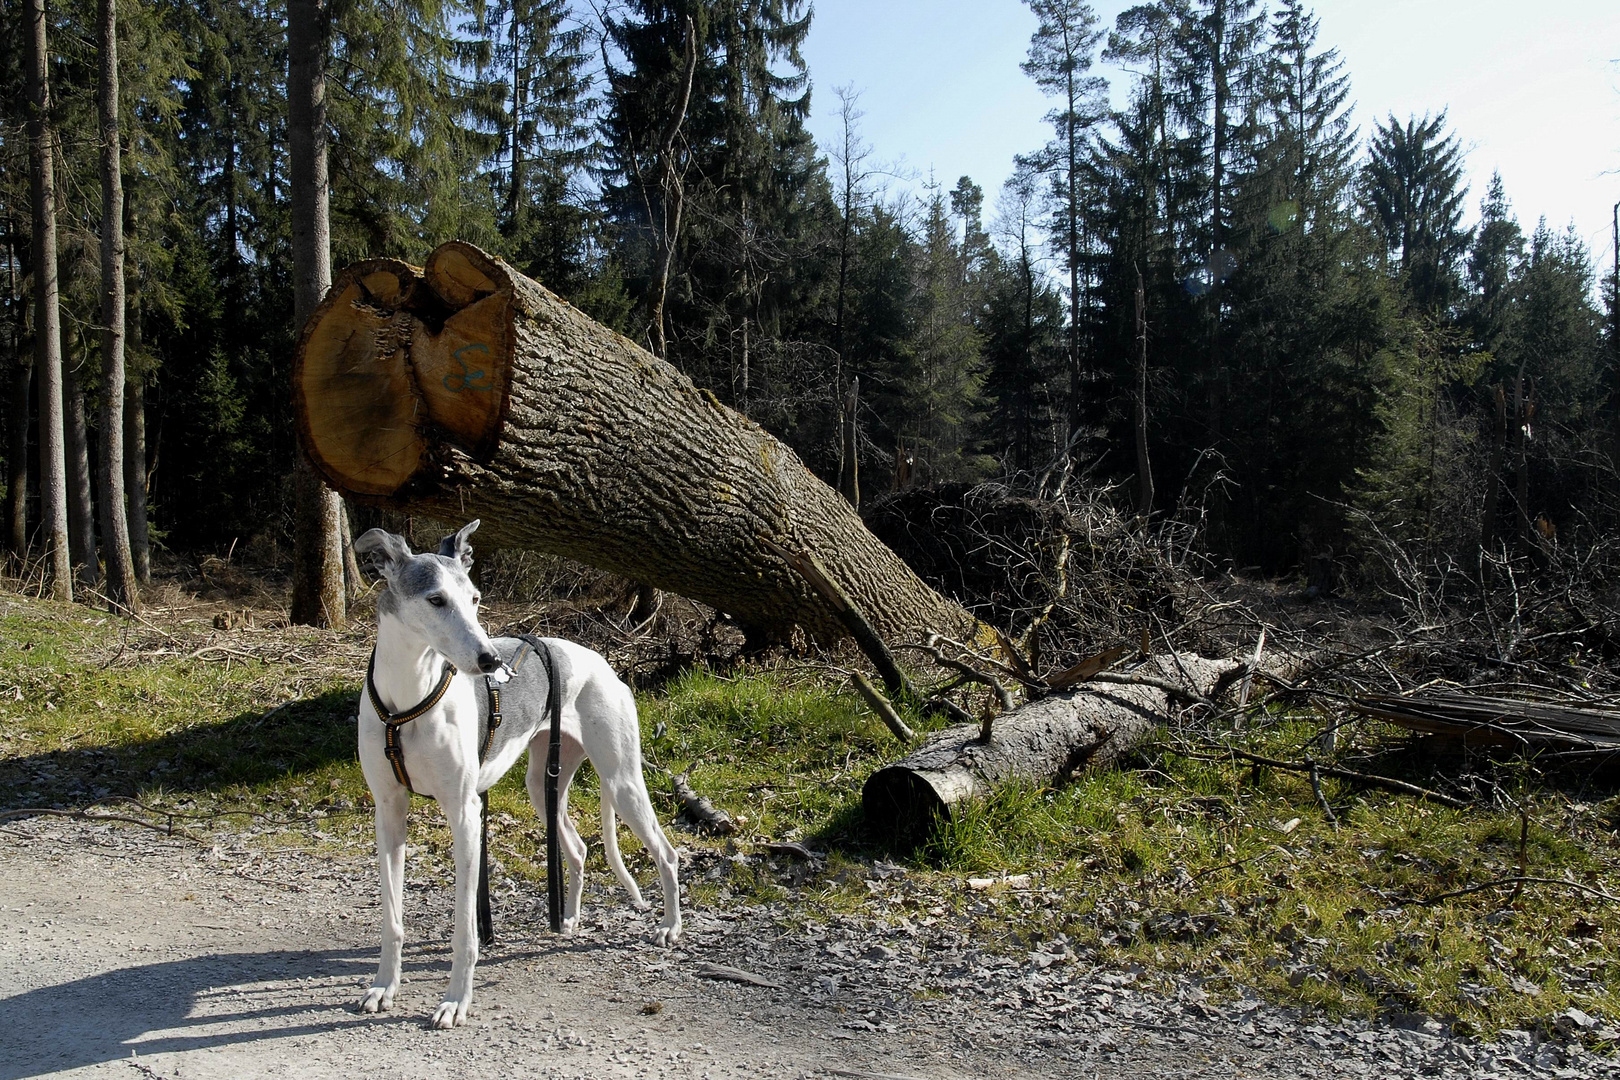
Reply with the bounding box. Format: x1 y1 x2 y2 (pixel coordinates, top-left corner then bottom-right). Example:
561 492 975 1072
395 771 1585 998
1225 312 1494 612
353 523 682 1029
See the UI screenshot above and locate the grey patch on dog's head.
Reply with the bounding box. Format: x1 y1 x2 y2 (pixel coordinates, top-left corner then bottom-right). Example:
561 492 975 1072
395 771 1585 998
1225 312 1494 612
437 520 480 569
397 558 448 598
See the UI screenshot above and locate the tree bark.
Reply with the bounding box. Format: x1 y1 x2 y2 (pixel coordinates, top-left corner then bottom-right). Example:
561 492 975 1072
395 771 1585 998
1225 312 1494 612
287 0 346 628
125 348 150 585
863 654 1247 846
96 0 137 610
26 0 71 600
7 350 30 560
293 242 978 644
64 348 99 589
839 376 859 508
3 213 27 561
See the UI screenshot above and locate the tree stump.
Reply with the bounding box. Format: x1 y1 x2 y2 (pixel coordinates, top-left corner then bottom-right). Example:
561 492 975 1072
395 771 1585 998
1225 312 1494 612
293 241 977 643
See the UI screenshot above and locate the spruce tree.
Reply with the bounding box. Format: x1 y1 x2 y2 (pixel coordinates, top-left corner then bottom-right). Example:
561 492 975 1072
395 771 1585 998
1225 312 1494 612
489 0 595 293
1361 112 1471 314
24 0 71 599
96 0 139 610
1020 0 1106 444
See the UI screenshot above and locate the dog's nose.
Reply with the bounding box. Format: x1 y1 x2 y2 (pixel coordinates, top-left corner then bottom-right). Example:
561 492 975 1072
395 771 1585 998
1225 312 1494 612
477 651 501 674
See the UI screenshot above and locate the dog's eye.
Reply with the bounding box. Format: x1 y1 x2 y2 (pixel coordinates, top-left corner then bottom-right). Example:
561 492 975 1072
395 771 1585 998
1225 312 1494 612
472 594 482 607
427 595 446 608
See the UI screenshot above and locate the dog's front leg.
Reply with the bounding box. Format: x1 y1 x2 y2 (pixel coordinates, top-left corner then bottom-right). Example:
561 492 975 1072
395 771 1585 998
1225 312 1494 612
432 789 483 1029
361 785 410 1013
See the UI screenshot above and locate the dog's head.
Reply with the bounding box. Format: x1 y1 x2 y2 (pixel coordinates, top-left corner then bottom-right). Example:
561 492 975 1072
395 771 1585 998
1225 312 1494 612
354 520 502 674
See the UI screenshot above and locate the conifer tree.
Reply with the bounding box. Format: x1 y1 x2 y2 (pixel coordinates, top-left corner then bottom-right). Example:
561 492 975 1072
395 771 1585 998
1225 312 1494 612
288 0 346 628
981 163 1064 474
1361 112 1470 313
96 0 139 610
489 0 595 292
1020 0 1106 443
24 0 71 599
1466 172 1523 361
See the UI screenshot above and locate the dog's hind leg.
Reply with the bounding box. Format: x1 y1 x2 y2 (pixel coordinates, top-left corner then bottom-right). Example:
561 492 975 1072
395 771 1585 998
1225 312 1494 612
432 788 484 1029
598 798 650 912
602 772 682 946
361 785 410 1014
526 739 588 932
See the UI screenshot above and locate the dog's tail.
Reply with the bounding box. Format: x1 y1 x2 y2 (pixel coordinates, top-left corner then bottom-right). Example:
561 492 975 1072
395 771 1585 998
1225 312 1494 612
599 797 650 909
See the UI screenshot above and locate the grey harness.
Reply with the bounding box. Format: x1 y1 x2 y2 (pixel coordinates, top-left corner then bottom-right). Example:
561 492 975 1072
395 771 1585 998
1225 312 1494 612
364 633 565 945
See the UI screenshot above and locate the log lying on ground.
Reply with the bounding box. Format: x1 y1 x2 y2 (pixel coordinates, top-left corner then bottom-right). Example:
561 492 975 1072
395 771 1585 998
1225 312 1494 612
1351 692 1620 756
863 654 1249 846
293 241 977 643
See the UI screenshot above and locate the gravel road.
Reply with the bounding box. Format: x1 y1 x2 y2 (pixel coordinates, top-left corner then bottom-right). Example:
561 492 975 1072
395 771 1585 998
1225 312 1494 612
1 817 1611 1079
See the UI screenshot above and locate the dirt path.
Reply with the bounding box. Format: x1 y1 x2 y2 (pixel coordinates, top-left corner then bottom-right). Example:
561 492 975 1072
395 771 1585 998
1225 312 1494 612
0 818 1604 1079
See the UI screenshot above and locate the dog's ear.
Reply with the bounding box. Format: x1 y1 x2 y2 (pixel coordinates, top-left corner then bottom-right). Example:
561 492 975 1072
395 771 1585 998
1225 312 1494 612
438 519 480 569
354 528 411 579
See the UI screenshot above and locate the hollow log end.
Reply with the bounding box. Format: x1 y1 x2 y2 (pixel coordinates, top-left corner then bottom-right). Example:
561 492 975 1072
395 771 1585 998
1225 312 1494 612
862 765 951 850
293 244 517 499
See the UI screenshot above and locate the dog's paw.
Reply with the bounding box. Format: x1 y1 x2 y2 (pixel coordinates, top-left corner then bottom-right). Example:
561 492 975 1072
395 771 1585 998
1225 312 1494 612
630 899 652 913
560 915 580 935
430 999 469 1029
359 986 394 1014
651 924 682 947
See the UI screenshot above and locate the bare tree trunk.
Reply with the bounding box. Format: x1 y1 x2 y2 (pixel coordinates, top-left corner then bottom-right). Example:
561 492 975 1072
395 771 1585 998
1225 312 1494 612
1512 365 1531 548
64 347 99 589
338 498 363 599
839 376 859 508
294 243 978 645
125 344 149 585
96 0 137 610
1133 265 1154 520
1480 383 1506 555
6 345 29 561
26 0 71 601
287 0 345 629
636 19 696 361
3 214 27 560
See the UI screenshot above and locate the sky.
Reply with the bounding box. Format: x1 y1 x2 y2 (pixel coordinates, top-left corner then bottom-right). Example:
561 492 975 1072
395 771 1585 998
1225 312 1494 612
799 0 1620 275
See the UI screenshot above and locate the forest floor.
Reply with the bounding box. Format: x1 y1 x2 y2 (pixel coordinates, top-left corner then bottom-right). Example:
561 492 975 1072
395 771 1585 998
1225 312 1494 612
2 565 1620 1077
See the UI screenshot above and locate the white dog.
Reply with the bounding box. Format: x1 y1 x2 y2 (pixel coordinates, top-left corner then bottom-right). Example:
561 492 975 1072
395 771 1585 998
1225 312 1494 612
352 520 681 1028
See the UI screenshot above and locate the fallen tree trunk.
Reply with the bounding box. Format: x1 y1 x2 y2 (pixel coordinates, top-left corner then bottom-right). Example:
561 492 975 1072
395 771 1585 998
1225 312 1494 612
292 241 977 643
863 654 1249 846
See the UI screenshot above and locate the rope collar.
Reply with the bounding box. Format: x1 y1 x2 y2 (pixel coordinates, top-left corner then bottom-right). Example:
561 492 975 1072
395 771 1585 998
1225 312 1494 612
365 650 458 793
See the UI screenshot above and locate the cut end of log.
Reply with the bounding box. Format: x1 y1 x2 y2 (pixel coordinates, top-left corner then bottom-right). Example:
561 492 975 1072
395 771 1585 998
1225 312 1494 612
862 765 952 849
293 244 517 496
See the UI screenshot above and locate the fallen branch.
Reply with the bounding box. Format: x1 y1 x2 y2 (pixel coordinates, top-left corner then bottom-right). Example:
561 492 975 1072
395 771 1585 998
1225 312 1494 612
850 672 914 743
1406 875 1619 906
692 961 781 989
897 637 1015 712
0 806 204 843
1189 744 1469 809
864 653 1249 844
669 772 736 835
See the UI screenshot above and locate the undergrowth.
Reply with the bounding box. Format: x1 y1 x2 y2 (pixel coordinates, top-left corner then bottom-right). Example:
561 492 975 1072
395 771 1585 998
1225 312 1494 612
2 592 1618 1042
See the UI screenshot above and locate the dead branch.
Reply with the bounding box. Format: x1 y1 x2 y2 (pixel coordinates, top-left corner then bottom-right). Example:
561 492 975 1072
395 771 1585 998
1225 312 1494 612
1405 875 1619 906
1188 743 1469 809
850 671 914 743
669 771 736 835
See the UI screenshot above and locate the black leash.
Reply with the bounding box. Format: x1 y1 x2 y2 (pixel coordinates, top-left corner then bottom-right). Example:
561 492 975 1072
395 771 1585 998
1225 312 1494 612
474 635 563 943
533 636 565 934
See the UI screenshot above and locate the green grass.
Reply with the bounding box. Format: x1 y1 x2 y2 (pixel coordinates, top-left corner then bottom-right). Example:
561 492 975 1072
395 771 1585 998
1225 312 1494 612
2 590 1618 1039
